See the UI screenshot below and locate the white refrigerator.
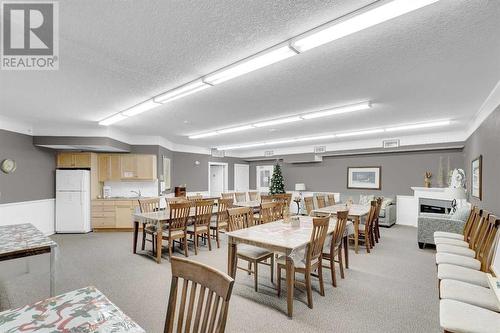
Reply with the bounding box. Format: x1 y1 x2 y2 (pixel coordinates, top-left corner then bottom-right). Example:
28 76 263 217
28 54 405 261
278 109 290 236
55 169 91 233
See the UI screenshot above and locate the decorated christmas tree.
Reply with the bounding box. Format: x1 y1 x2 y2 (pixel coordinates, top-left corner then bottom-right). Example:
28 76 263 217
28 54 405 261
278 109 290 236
269 162 285 194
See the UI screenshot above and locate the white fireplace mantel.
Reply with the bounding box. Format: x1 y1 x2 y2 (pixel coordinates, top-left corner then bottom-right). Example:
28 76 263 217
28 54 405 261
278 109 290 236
410 187 454 201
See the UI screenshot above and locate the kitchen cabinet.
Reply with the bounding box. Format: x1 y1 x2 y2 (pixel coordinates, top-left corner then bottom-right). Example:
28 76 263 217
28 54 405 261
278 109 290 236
91 199 140 230
98 154 121 182
120 154 157 180
56 152 92 168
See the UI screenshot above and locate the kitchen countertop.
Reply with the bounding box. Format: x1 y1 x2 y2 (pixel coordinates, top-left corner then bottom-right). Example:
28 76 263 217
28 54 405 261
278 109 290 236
93 196 164 201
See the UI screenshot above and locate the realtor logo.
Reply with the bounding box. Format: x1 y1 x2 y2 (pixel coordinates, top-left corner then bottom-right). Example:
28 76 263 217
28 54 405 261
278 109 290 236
1 1 59 70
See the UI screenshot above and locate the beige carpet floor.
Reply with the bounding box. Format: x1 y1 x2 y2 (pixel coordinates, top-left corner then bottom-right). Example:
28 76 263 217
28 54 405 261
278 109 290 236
0 225 440 332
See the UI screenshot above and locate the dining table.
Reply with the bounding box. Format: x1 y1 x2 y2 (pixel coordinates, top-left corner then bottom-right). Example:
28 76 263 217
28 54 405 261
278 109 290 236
0 223 58 297
133 206 217 263
233 200 262 209
0 286 145 332
226 215 352 317
311 203 370 254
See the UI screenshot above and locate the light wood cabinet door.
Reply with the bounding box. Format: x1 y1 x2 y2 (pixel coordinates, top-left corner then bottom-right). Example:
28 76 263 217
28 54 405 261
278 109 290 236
109 155 121 181
120 155 137 179
136 155 157 179
115 204 133 228
98 155 109 182
73 153 91 168
57 153 74 168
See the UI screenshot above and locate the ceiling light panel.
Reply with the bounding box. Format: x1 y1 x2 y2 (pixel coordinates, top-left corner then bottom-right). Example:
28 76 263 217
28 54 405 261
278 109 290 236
293 0 440 52
154 80 210 104
204 46 298 85
216 125 255 134
336 129 385 137
188 132 218 139
99 113 128 126
385 120 451 132
301 102 372 120
122 99 162 117
253 116 303 128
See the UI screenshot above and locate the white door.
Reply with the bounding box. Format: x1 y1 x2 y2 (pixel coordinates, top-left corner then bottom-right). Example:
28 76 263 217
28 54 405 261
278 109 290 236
256 165 274 192
209 164 225 196
234 164 249 192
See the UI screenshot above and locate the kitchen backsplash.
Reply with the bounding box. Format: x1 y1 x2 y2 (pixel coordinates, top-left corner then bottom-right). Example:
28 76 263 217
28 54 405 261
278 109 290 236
104 180 159 198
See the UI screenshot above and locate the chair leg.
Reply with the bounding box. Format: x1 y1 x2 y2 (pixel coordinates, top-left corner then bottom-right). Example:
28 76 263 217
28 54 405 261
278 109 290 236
318 263 325 296
330 255 336 287
184 237 189 257
254 260 259 292
168 241 173 259
365 231 371 253
338 249 345 279
207 232 212 251
194 234 198 255
277 265 281 296
141 225 146 251
305 271 313 309
152 235 156 255
270 256 274 283
376 220 381 239
216 229 220 248
248 262 252 275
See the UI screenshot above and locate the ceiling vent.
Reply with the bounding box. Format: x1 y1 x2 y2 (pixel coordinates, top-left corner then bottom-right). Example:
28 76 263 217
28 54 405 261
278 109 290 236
264 150 274 157
283 154 323 164
314 145 327 154
211 148 225 158
383 139 400 149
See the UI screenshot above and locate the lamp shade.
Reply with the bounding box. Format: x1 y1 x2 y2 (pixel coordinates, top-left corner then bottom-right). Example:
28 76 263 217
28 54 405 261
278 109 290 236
295 183 306 191
446 187 467 200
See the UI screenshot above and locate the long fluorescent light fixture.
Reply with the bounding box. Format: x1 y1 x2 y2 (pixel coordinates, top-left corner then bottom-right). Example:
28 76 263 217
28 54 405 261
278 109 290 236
385 120 451 132
218 119 451 150
98 113 129 126
189 102 371 139
154 80 210 104
293 0 440 52
122 99 161 117
204 46 298 85
301 102 371 120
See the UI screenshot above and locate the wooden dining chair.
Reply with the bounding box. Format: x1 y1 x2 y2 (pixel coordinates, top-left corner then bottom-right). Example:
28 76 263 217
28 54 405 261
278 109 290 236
210 198 232 248
322 211 348 287
187 195 203 201
166 197 189 210
258 202 276 224
248 191 259 201
187 200 214 255
260 194 273 203
234 192 246 202
373 197 383 244
164 257 235 333
138 198 160 253
351 201 377 253
304 197 314 216
162 202 191 259
227 207 274 291
316 195 326 209
277 216 329 309
221 192 234 200
327 194 336 206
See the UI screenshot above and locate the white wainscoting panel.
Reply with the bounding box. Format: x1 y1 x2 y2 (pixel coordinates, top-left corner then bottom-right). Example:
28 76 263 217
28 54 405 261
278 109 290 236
396 195 418 227
0 199 55 235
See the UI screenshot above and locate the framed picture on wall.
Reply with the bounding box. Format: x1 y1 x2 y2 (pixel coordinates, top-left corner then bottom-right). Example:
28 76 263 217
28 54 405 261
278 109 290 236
471 155 482 200
347 166 381 190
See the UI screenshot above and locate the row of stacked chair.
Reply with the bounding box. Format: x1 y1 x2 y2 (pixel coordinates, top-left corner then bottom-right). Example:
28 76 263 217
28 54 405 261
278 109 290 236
433 206 500 332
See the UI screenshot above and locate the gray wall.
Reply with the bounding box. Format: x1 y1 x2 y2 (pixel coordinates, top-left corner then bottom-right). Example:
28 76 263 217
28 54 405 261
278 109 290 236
172 152 247 192
464 105 500 214
0 129 55 204
249 149 464 196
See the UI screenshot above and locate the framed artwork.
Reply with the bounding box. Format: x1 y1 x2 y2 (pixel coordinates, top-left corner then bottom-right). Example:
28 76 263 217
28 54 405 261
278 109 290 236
471 155 482 200
347 166 381 190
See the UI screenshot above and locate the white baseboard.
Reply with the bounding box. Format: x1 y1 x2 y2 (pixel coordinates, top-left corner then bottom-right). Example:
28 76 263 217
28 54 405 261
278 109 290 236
0 198 55 235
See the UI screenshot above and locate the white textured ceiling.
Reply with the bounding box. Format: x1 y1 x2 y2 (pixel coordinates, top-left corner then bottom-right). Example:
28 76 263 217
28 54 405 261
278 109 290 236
1 0 499 153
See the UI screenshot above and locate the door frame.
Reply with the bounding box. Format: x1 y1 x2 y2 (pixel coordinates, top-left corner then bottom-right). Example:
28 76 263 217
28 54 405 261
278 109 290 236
208 162 229 195
256 165 274 192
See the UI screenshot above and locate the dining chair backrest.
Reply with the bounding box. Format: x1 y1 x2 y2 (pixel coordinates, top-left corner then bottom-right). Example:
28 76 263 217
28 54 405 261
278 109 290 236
187 195 203 201
331 211 349 252
166 197 189 209
260 194 273 203
248 191 259 201
227 207 252 231
259 202 276 224
304 197 314 215
168 202 191 232
165 257 235 333
463 206 478 241
216 198 232 225
221 193 234 200
234 192 246 203
327 194 336 206
306 216 330 266
375 197 383 219
477 214 499 271
316 195 326 209
485 224 500 274
469 209 486 250
365 201 378 230
194 200 214 228
138 198 160 213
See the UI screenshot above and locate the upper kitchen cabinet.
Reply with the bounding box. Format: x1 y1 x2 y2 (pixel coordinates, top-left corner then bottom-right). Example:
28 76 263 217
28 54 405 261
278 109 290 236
98 154 157 181
56 152 93 168
98 154 121 182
